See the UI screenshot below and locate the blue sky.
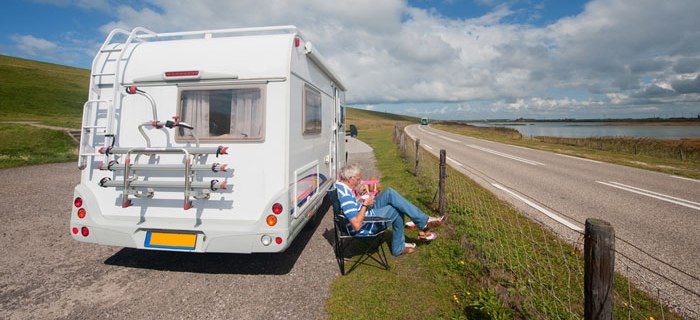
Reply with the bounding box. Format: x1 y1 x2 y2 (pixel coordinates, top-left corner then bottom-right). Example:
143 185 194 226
2 0 699 120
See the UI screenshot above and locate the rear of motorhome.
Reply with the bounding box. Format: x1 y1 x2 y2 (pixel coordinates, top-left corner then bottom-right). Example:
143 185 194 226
70 26 347 253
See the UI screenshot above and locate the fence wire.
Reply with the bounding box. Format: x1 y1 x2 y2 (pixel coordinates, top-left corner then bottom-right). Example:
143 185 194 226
393 125 699 319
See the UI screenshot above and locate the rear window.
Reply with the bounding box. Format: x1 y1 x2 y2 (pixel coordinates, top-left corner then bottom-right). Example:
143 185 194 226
177 85 265 141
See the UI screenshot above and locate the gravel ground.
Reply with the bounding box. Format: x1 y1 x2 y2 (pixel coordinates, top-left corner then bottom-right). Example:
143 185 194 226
0 138 378 320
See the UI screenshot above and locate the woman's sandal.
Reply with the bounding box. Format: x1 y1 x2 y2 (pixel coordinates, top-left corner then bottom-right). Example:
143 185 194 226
418 231 437 241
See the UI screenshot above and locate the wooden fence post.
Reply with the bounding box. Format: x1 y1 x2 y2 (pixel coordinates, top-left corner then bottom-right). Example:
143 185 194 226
438 149 446 215
584 218 615 320
414 139 420 176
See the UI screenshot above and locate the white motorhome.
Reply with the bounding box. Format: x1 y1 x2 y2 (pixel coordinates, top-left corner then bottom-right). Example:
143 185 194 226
70 26 347 253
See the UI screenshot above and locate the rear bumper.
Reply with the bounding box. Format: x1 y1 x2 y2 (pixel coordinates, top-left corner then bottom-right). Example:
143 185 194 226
69 184 292 253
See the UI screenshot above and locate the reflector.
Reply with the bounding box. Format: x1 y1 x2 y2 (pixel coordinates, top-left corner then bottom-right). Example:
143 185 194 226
266 215 277 226
272 203 283 214
275 237 283 245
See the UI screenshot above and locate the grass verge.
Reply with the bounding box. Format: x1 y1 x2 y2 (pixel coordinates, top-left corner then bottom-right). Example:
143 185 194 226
0 123 77 169
326 108 681 319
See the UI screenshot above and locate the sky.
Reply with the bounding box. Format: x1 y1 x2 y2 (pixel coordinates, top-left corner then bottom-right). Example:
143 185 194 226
2 0 700 120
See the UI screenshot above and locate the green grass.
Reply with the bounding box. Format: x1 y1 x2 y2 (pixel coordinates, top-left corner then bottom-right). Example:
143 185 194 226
0 55 88 128
327 108 681 319
0 55 88 168
433 122 700 180
0 123 77 168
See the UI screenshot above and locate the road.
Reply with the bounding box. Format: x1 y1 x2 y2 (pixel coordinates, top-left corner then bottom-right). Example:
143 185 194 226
0 138 379 320
406 124 700 315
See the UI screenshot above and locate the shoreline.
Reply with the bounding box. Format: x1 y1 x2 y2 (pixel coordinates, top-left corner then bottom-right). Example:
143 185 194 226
604 121 700 126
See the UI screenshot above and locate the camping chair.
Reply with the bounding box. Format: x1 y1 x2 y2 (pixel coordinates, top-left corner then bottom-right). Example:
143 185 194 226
328 188 391 275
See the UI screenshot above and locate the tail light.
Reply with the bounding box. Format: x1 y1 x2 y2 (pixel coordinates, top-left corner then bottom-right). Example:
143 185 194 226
272 203 283 214
275 237 283 245
74 197 83 208
72 227 79 235
266 215 277 226
81 227 90 237
77 208 86 219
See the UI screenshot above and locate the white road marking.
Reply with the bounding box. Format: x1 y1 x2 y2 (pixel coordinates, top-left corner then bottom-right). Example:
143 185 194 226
466 144 545 166
670 175 700 183
596 181 700 211
446 156 465 168
492 183 583 232
557 153 602 164
438 135 459 142
424 144 434 151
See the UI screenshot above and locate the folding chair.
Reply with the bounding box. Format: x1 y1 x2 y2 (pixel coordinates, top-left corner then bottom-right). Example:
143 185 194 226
329 188 391 275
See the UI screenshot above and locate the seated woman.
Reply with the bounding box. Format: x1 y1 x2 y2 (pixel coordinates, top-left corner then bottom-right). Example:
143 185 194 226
335 163 445 256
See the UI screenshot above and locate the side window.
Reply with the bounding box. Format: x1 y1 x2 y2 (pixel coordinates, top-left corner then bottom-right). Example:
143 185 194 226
303 84 322 135
177 85 265 141
340 105 345 129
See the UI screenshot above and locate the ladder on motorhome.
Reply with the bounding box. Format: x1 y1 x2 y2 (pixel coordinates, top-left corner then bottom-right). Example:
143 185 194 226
78 27 156 169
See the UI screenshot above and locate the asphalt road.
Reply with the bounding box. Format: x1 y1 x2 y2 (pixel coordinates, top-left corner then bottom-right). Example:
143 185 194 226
406 124 700 315
0 138 378 320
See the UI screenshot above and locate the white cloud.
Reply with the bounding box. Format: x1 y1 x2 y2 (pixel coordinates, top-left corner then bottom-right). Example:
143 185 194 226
79 0 700 118
11 35 58 56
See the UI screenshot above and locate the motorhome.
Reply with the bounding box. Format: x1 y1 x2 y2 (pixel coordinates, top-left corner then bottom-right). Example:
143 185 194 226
420 117 429 125
70 26 347 253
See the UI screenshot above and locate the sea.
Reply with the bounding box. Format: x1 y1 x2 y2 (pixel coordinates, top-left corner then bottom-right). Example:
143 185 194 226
466 122 700 140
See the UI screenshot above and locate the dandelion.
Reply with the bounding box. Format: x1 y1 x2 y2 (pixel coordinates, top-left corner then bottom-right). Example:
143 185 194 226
649 317 655 320
452 294 460 304
459 260 465 265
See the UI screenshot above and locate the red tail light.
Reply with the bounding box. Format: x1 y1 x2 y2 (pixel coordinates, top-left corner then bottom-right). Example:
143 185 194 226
164 70 199 77
72 227 79 235
77 208 86 219
272 203 283 214
74 197 83 208
275 237 283 245
81 227 90 237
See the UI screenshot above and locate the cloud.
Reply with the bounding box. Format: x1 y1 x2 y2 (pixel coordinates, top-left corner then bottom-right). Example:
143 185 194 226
11 34 58 56
51 0 700 119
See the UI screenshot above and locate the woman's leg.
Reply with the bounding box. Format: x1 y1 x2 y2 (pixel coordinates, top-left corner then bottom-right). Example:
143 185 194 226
373 206 405 256
373 188 429 230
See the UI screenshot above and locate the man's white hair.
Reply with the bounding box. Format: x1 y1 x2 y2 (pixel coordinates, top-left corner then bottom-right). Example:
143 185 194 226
339 163 362 180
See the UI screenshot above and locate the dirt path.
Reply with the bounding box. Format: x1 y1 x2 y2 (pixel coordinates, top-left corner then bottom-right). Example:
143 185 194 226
0 138 379 320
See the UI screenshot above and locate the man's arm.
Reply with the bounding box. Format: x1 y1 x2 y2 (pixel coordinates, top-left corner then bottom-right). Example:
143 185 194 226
348 197 375 231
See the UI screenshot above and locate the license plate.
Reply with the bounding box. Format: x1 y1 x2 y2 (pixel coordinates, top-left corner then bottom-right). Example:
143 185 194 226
145 231 197 250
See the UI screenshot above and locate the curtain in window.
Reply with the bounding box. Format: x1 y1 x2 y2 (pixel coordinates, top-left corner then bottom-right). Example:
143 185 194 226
182 91 210 138
229 88 262 139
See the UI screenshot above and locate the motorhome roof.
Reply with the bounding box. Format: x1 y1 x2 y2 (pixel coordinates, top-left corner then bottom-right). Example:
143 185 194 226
109 26 346 91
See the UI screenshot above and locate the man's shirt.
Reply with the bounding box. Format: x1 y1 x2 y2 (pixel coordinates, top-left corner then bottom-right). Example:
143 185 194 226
335 181 379 235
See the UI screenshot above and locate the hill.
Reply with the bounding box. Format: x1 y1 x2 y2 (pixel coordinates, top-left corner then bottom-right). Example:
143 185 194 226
0 55 89 128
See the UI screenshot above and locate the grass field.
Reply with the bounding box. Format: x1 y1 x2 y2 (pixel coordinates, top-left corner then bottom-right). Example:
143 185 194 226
326 108 680 319
0 55 88 128
0 55 87 168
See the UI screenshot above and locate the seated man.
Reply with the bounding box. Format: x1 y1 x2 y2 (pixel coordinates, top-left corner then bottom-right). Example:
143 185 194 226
335 163 445 256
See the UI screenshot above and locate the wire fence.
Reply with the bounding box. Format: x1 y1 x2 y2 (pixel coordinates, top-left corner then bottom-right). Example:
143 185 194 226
393 125 700 319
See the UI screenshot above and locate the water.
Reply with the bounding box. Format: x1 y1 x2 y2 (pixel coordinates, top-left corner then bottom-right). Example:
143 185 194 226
466 122 700 140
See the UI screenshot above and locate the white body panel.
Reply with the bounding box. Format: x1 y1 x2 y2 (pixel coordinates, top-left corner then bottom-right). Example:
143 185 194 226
71 26 347 253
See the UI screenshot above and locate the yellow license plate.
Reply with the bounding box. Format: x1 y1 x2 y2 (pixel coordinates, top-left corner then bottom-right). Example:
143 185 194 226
145 231 197 250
